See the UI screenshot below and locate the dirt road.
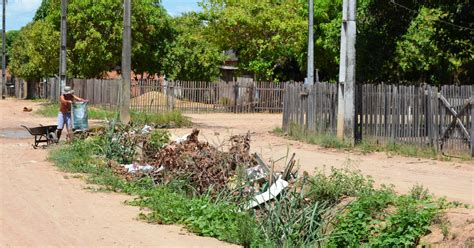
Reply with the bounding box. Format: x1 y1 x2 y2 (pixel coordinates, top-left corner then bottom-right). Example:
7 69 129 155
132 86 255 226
174 113 474 205
0 99 236 247
1 99 472 247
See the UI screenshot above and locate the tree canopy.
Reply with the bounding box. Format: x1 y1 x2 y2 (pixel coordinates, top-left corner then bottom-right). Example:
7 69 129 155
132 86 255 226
7 0 473 84
9 21 59 80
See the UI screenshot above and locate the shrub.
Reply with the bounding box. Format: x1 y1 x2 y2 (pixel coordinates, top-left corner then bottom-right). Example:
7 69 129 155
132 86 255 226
328 185 442 247
306 167 375 205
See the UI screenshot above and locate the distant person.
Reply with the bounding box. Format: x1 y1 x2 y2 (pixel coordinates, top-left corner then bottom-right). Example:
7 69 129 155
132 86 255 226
57 86 85 141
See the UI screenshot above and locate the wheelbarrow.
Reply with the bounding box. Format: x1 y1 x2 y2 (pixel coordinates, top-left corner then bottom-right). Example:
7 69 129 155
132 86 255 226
21 125 58 149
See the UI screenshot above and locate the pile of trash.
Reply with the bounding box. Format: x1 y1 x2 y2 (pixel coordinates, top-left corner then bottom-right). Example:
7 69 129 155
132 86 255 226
105 126 298 208
149 129 259 194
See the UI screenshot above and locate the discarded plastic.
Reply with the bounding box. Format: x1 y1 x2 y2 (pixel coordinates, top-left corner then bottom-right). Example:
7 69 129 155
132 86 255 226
246 165 267 182
141 125 153 134
123 163 153 173
247 176 289 209
173 134 190 143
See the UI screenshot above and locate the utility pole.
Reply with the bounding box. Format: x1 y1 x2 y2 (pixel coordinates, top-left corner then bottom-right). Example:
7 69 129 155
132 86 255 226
1 0 6 99
336 0 357 143
305 0 314 86
59 0 67 95
120 0 131 123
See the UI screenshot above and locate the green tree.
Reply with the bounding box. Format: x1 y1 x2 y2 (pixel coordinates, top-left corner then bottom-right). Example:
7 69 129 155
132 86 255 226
9 21 59 80
67 0 171 78
163 13 225 81
28 0 171 79
0 30 20 67
396 8 447 83
202 0 308 81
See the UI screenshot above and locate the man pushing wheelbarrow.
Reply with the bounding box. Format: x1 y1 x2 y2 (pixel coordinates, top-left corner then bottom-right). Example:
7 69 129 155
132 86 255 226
57 86 87 141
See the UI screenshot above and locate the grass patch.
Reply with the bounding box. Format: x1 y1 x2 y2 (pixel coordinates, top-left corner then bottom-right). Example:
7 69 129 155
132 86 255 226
384 140 438 159
35 102 191 127
274 124 443 159
274 124 350 149
131 110 191 127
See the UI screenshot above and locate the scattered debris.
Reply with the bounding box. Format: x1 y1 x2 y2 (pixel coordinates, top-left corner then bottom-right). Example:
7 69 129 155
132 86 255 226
247 176 289 209
148 129 260 194
141 125 153 134
101 126 298 204
123 163 154 174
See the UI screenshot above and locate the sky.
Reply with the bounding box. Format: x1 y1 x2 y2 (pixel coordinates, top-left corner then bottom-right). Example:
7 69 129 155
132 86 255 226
3 0 201 31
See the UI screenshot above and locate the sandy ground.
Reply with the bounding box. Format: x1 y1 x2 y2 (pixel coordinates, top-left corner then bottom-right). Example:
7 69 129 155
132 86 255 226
174 113 474 205
0 99 237 247
1 99 472 247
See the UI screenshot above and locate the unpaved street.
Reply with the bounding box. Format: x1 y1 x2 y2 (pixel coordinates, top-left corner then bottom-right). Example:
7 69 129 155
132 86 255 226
0 99 236 247
1 99 472 247
175 113 474 205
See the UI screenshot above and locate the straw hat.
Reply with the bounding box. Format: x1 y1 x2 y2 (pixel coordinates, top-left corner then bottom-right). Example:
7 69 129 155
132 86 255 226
64 86 74 94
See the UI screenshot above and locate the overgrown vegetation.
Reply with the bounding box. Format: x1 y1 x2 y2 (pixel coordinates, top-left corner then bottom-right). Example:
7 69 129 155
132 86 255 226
328 185 442 247
273 125 350 150
36 102 191 127
274 124 442 159
48 132 260 246
49 124 446 247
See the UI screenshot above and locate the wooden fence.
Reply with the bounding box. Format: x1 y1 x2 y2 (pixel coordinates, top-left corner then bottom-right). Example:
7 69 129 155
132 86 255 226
283 83 473 156
45 78 286 113
282 82 338 134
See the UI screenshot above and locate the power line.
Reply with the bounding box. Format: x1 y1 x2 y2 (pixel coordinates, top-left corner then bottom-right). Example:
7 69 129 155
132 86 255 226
390 0 474 31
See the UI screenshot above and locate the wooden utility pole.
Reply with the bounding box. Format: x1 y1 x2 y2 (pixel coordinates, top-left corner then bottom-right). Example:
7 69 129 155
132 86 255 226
336 0 357 143
305 0 314 86
59 0 67 95
1 0 6 99
120 0 131 123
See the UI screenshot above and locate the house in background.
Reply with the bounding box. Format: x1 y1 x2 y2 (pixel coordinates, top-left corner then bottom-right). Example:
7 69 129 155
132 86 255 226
219 49 255 84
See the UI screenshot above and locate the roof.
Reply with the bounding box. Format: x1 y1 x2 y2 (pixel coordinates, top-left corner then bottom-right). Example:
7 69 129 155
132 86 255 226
219 65 239 70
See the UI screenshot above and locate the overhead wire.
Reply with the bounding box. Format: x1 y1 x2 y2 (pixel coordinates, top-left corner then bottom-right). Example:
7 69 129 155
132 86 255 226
389 0 474 31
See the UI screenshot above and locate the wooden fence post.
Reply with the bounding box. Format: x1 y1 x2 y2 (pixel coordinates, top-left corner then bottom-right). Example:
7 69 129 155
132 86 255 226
471 93 473 157
426 85 433 147
167 81 173 111
233 82 239 113
249 84 255 113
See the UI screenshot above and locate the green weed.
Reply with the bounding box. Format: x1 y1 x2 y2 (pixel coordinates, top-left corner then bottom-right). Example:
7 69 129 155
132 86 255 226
384 140 438 159
275 124 350 149
149 129 171 150
275 124 444 159
257 177 332 247
328 184 443 247
131 111 191 127
306 167 375 205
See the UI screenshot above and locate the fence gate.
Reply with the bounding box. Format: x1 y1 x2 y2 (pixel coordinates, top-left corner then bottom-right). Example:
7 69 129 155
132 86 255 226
437 85 473 156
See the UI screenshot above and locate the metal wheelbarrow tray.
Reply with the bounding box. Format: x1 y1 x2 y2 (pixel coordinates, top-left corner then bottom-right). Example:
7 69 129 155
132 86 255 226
21 125 58 149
